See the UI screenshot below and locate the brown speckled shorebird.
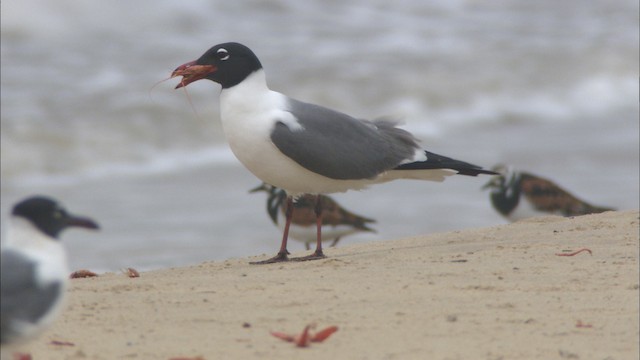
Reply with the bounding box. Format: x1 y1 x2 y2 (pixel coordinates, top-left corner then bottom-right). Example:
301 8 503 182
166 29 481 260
483 165 614 221
251 183 376 250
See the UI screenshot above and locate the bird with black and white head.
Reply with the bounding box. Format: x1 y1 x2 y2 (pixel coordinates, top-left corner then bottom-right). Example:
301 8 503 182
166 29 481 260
1 196 99 358
250 183 376 250
483 165 615 221
172 42 496 263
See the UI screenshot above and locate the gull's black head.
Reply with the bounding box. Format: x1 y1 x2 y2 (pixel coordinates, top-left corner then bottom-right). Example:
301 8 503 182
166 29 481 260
173 42 263 89
12 196 100 239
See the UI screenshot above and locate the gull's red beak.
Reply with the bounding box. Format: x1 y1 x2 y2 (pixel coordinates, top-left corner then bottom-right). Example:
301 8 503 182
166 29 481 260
171 60 217 89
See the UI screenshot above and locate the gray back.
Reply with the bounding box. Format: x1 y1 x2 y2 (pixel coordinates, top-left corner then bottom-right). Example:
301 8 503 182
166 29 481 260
271 98 419 180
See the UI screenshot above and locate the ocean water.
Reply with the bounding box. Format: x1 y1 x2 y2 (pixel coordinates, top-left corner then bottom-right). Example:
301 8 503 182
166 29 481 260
1 0 638 272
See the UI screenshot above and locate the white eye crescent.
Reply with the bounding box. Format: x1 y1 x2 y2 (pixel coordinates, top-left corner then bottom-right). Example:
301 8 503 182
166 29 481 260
217 48 230 60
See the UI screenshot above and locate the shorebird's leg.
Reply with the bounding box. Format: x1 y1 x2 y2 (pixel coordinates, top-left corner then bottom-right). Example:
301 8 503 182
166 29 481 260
292 195 326 261
250 196 294 264
330 237 341 247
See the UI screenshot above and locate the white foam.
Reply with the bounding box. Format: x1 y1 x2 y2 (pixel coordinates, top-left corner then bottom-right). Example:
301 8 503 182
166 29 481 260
4 146 237 187
2 0 637 187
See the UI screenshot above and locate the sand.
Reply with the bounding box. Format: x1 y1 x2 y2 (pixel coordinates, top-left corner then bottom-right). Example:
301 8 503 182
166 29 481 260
11 210 640 360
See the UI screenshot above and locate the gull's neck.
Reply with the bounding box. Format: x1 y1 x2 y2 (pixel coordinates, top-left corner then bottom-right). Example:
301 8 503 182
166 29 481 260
220 69 272 107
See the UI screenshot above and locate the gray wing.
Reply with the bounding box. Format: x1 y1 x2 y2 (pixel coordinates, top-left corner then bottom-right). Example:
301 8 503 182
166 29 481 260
1 250 62 344
270 98 419 180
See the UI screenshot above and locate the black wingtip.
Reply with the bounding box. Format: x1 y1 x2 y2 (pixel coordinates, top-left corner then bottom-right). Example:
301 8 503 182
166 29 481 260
394 150 498 177
455 168 500 177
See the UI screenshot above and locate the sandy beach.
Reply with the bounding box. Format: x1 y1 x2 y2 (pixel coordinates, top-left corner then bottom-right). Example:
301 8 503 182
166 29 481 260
8 210 639 359
2 2 638 359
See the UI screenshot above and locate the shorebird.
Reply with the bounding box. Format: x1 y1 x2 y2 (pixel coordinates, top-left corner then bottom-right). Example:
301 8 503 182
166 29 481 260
250 183 376 249
483 165 614 221
172 42 496 263
1 196 99 359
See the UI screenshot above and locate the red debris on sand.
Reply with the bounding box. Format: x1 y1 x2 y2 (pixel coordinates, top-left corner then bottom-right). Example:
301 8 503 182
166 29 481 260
123 267 140 278
555 248 592 257
271 324 338 347
575 320 593 328
50 340 75 346
69 269 98 279
12 353 32 360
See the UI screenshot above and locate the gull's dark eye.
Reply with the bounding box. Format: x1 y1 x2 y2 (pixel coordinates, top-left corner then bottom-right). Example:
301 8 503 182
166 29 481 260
216 48 230 61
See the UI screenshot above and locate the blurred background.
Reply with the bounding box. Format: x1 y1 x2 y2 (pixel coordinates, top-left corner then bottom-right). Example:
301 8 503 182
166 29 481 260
2 0 638 272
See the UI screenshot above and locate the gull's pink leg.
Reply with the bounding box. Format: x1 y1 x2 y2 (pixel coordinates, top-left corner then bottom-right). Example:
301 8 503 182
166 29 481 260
292 195 326 261
250 196 294 264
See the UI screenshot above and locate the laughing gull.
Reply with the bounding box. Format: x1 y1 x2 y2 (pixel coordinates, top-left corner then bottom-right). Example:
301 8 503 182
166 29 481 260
172 42 496 263
1 196 99 355
483 165 614 221
251 183 376 249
